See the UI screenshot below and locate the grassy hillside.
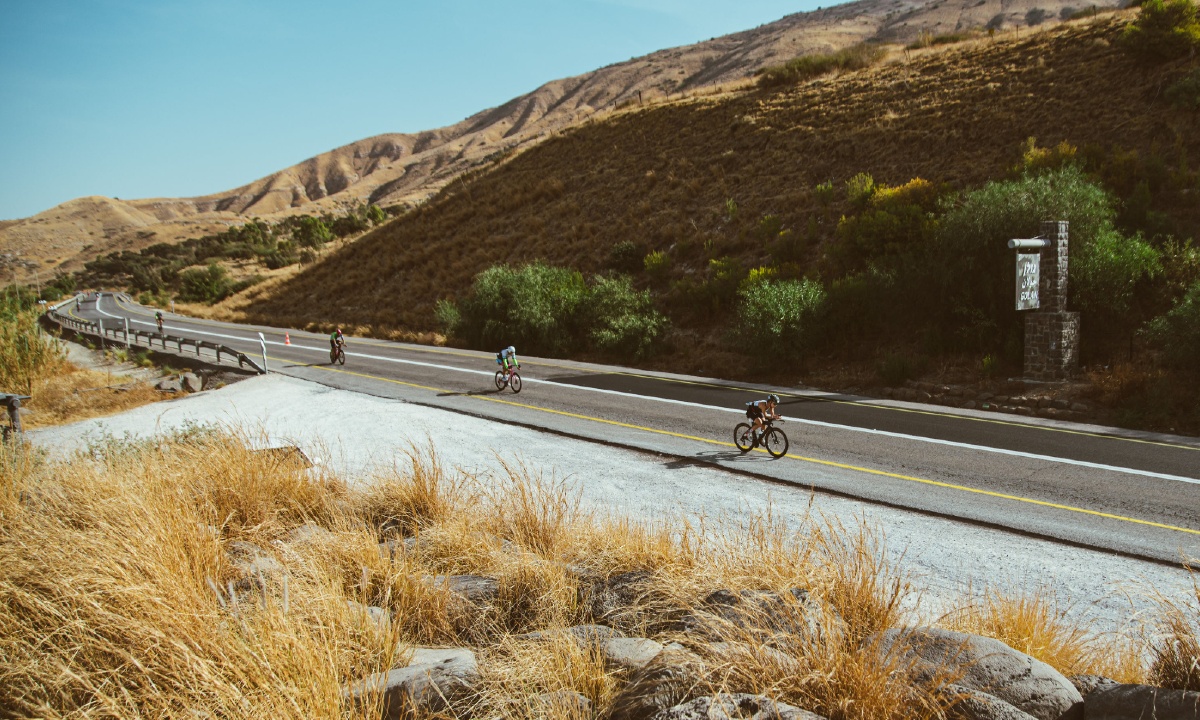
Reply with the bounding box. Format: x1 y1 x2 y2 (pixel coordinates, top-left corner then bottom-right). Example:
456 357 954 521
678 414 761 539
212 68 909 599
247 13 1193 326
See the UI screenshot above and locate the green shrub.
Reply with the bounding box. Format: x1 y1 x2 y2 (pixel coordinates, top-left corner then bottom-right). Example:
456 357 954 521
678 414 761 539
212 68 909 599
643 250 670 278
586 275 669 359
1072 227 1160 320
844 172 877 210
757 43 888 88
1144 280 1200 375
735 278 826 359
177 264 233 304
458 262 588 354
607 240 645 274
1120 0 1200 61
1 287 65 394
434 299 461 336
1016 138 1079 176
1165 67 1200 110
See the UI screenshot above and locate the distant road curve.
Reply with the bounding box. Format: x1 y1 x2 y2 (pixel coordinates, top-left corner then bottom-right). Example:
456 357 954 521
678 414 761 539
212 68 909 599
72 293 1200 567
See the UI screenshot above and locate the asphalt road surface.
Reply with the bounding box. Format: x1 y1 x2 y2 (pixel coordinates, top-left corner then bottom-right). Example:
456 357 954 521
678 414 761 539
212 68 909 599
67 293 1200 567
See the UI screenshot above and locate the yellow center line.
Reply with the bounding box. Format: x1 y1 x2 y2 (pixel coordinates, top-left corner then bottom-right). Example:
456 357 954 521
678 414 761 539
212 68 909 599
281 359 1200 538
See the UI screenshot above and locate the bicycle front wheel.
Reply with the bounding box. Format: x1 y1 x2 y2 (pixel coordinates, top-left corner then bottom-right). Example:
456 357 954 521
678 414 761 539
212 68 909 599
764 427 789 458
494 370 506 390
734 423 754 453
337 348 345 365
509 373 522 393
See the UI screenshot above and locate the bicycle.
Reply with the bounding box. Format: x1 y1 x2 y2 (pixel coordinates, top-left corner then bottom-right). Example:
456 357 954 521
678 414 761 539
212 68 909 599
733 417 789 458
330 342 345 365
494 367 522 393
155 317 164 334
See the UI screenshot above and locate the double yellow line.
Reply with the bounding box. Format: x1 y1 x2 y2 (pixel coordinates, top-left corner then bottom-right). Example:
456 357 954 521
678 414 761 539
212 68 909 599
288 359 1200 539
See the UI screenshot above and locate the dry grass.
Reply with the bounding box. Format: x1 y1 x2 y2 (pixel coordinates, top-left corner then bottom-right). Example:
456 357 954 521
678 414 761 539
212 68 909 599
1 427 1183 718
22 365 167 428
1150 575 1200 691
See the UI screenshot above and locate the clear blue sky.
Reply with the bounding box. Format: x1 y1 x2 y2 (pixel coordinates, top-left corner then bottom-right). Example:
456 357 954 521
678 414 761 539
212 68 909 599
0 0 824 220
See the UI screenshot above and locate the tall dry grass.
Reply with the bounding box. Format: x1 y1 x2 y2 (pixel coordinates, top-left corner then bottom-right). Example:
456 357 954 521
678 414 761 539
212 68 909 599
1 427 1182 718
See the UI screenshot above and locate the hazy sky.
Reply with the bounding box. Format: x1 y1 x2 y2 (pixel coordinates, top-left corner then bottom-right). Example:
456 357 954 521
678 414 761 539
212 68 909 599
0 0 834 220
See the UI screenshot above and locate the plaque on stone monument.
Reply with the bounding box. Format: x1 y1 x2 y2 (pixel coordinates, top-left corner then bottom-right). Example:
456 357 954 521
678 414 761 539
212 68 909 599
1016 253 1040 310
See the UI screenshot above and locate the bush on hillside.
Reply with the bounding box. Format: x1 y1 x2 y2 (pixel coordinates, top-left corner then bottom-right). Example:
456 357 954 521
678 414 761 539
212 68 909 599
458 263 587 354
1143 280 1200 376
1165 67 1200 110
735 278 826 360
586 275 669 359
1 287 66 394
756 43 888 88
177 264 234 304
1120 0 1200 61
606 240 645 274
930 166 1150 353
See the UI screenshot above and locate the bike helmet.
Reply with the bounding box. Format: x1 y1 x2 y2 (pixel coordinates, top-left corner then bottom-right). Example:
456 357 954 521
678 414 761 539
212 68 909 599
507 345 515 354
767 394 780 404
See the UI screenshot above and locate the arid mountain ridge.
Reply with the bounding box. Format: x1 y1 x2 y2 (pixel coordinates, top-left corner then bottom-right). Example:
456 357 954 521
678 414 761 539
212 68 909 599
0 0 1114 283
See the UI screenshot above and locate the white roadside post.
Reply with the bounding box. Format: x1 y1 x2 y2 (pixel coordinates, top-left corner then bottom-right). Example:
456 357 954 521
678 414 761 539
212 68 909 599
257 332 268 373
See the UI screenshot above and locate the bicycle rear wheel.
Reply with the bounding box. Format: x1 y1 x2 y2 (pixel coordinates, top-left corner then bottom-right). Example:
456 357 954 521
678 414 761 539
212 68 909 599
494 370 506 390
509 372 522 393
734 423 754 453
764 427 789 458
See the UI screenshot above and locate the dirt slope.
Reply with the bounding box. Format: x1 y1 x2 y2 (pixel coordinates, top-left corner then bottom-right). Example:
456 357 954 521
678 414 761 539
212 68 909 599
1 0 1112 284
233 12 1198 354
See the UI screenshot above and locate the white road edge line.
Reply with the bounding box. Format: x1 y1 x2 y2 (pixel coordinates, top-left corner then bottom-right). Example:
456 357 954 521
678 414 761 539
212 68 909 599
96 297 1200 486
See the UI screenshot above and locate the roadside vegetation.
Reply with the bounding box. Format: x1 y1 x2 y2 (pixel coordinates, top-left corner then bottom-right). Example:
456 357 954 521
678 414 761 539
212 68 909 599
77 202 390 305
0 286 169 427
3 428 1196 717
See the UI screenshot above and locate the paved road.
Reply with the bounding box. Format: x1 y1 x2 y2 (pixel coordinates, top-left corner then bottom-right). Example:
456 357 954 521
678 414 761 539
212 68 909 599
67 293 1200 566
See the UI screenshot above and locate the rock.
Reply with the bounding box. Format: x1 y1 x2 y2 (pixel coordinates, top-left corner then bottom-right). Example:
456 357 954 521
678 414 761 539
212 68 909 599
346 600 390 627
708 641 800 673
682 587 821 642
649 693 826 719
1037 397 1051 409
426 574 499 605
155 377 183 393
1070 403 1090 413
1015 407 1035 417
520 623 622 645
286 522 334 545
940 684 1039 720
962 401 978 410
603 637 666 673
536 690 592 716
226 540 285 592
1083 683 1200 720
582 569 658 626
874 628 1082 720
994 396 1010 404
1069 675 1118 698
345 647 479 719
608 647 707 720
977 392 995 402
1052 399 1070 410
920 391 933 402
180 372 202 393
881 388 894 398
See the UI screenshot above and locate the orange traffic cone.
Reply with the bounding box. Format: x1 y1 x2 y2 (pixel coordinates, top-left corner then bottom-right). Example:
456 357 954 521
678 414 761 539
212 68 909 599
284 332 291 345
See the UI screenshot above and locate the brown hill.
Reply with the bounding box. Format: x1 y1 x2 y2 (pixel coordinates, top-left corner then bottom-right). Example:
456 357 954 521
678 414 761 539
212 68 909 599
0 0 1111 284
232 10 1198 368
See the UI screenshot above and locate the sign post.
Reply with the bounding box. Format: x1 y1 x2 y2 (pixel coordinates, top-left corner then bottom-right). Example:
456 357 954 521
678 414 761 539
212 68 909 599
257 332 268 374
124 317 130 350
1015 253 1041 310
1007 223 1079 380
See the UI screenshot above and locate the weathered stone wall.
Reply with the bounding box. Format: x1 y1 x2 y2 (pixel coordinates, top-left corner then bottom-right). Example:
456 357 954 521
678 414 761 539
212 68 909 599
1023 220 1079 380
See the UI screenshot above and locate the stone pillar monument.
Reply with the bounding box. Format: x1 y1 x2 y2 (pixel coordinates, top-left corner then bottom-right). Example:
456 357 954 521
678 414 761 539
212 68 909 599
1023 220 1080 381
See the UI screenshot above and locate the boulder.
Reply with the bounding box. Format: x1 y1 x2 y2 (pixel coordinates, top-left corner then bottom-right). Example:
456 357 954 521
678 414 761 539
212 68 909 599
581 569 660 626
180 372 202 393
707 641 800 674
519 624 622 645
155 377 183 393
345 647 479 719
346 600 390 628
286 522 334 545
874 628 1082 720
603 637 666 673
682 588 821 643
426 574 499 605
940 684 1039 720
649 693 826 719
226 540 285 591
1069 675 1118 698
608 647 707 720
1084 683 1200 719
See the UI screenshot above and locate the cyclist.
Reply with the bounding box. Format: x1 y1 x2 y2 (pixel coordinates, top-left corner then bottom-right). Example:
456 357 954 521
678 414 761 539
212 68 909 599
496 345 519 382
155 310 164 333
744 394 782 444
330 327 345 355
